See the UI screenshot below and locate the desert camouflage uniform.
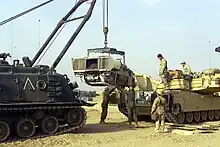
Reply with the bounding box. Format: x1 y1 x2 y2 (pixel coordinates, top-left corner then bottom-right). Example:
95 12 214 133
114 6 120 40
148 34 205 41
159 58 169 89
183 64 191 76
151 90 167 133
100 86 116 123
119 86 138 127
181 62 193 90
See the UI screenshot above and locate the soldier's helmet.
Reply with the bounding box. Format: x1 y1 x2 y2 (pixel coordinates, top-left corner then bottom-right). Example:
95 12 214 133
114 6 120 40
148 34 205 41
181 61 186 64
156 89 164 96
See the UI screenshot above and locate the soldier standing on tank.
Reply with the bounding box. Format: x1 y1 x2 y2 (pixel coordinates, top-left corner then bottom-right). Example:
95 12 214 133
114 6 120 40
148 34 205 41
100 86 116 124
180 61 193 90
157 54 169 90
151 89 167 133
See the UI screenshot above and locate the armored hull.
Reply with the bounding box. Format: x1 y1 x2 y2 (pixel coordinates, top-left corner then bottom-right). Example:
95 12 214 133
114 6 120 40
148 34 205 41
118 69 220 124
0 63 95 142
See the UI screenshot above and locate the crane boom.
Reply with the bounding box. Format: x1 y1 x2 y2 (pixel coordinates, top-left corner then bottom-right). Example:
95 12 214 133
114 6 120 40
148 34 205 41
50 0 96 70
20 0 96 69
0 0 54 27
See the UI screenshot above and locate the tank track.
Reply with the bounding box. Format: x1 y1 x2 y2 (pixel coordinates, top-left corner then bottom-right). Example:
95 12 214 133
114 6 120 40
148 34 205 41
167 110 220 124
0 102 88 143
118 102 220 124
165 112 178 124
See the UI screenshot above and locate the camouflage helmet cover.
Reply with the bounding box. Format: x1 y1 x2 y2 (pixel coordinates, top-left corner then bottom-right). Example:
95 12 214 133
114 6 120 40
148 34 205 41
156 89 164 96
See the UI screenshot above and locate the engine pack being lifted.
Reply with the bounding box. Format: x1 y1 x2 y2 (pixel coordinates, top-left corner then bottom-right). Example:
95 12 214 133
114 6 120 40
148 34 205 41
72 47 134 87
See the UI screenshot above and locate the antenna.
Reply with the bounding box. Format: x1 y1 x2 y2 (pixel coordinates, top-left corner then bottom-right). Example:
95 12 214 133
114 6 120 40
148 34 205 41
208 41 212 79
209 41 211 70
38 19 41 48
10 22 13 64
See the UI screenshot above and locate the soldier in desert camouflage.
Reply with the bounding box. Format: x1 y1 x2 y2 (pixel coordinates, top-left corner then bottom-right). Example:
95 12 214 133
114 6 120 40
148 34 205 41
157 54 169 90
151 89 167 133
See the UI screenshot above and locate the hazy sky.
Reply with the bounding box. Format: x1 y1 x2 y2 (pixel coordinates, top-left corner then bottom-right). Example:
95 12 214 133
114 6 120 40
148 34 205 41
0 0 220 91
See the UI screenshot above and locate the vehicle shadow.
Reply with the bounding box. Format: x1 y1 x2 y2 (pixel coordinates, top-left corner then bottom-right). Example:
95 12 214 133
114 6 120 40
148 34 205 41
75 121 155 134
75 122 136 134
166 124 217 134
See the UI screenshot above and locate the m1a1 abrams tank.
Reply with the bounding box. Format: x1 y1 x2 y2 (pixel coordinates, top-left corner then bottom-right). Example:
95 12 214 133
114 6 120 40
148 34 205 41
0 0 96 142
120 67 220 124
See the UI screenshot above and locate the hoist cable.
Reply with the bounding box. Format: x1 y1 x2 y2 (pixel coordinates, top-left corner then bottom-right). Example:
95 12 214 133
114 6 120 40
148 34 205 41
102 0 109 48
102 0 109 28
102 0 105 29
106 0 109 28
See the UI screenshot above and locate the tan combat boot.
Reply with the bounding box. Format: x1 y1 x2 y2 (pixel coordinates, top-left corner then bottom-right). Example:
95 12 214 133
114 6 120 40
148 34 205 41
135 122 139 128
159 125 165 133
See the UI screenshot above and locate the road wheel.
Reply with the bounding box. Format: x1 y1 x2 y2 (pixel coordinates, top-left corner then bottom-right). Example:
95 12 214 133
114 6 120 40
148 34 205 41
176 112 185 124
65 108 86 127
193 111 200 122
200 111 207 121
16 118 35 138
214 110 220 120
0 121 10 141
41 116 59 134
208 110 214 120
185 112 193 123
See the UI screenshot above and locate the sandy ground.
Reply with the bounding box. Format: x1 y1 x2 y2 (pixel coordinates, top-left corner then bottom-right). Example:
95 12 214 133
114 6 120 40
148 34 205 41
1 97 220 147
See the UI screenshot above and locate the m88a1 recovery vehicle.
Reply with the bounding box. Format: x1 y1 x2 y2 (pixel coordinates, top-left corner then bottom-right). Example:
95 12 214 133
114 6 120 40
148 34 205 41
0 0 96 142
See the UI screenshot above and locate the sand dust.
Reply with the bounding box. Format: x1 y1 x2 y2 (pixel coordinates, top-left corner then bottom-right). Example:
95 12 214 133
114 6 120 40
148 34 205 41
0 97 219 147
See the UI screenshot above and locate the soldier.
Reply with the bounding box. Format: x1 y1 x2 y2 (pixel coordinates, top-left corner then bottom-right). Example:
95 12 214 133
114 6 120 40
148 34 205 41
180 61 192 79
118 85 138 127
180 61 193 90
100 86 116 123
151 89 167 133
157 54 169 89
